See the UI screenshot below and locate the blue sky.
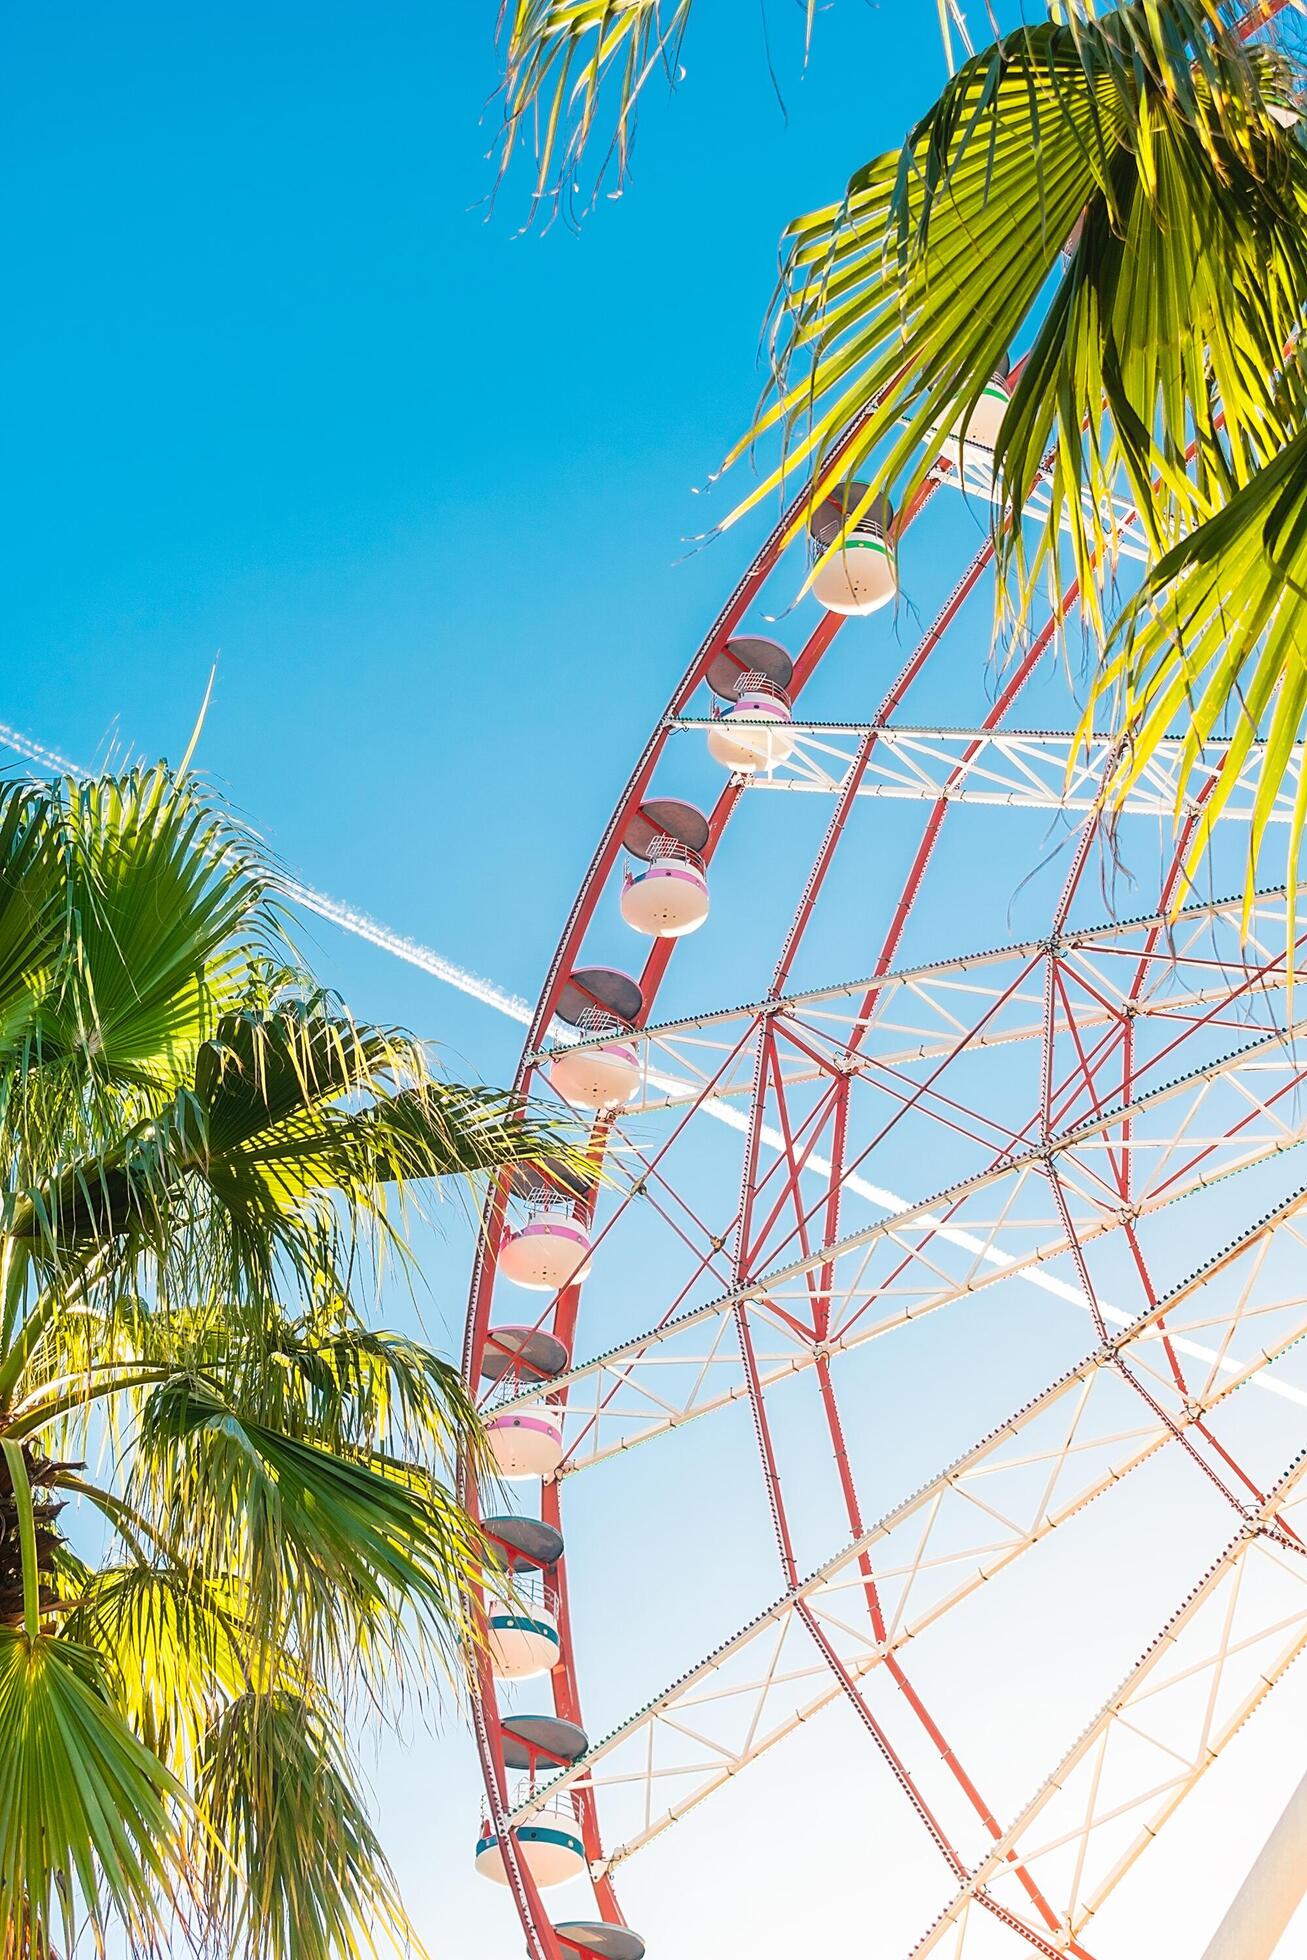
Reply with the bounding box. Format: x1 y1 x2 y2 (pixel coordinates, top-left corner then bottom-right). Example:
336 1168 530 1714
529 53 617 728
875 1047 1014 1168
8 6 1307 1958
3 0 974 1049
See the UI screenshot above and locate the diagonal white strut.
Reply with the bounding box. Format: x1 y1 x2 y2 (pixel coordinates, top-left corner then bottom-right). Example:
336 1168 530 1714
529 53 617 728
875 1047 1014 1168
1200 1765 1307 1960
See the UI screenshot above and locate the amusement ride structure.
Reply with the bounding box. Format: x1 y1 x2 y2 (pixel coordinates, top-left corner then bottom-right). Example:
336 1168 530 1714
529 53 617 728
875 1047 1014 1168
461 369 1307 1959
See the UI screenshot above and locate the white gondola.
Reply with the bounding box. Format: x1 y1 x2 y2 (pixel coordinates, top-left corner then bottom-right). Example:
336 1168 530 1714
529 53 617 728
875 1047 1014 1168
498 1213 592 1291
549 1031 640 1110
480 1323 570 1386
550 968 645 1109
706 672 795 773
957 363 1012 453
475 1791 586 1888
620 834 709 938
486 1576 561 1680
931 355 1012 474
484 1400 565 1479
809 487 897 616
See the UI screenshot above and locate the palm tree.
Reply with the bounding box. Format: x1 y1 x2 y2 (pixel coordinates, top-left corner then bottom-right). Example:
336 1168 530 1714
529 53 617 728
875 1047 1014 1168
0 764 577 1959
494 0 1307 917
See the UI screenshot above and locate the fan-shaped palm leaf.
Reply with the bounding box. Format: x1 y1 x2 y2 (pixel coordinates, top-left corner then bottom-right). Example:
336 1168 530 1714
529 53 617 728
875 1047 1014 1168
0 1627 187 1957
192 1690 415 1960
42 766 269 1096
495 0 990 219
0 787 63 1067
1090 420 1307 927
134 1377 484 1681
64 1564 252 1774
723 7 1306 637
498 0 694 216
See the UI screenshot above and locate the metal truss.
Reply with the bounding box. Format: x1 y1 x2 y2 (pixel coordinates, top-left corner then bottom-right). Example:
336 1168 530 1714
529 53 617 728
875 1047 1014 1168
663 723 1298 823
508 1194 1307 1884
907 1446 1307 1956
502 993 1307 1474
540 883 1297 1120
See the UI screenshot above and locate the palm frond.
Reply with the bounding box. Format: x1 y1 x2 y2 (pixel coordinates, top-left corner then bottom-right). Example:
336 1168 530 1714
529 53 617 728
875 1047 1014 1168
5 994 583 1369
497 0 694 219
64 1562 252 1774
192 1689 417 1960
0 762 554 1947
0 786 63 1068
330 1077 597 1184
1089 421 1307 928
496 0 988 220
199 1307 486 1468
193 999 585 1201
0 1627 186 1957
723 7 1307 637
133 1378 484 1685
44 765 275 1097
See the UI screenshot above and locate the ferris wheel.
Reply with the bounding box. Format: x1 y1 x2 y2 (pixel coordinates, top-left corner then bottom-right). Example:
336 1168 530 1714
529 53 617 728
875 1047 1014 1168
460 375 1307 1960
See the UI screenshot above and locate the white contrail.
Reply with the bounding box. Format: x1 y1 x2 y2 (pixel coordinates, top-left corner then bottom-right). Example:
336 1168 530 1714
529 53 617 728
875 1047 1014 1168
283 881 537 1026
3 717 1302 1405
0 720 84 779
0 721 537 1028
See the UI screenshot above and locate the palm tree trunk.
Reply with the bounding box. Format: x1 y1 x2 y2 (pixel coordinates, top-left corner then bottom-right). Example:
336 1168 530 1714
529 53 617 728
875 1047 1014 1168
0 1449 63 1629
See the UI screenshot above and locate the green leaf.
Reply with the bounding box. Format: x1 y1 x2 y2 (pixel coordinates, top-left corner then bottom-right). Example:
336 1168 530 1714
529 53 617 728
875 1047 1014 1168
192 1689 419 1960
4 1001 585 1370
196 1306 486 1467
494 0 1078 219
722 7 1307 641
0 1627 185 1954
0 761 551 1949
0 785 63 1067
496 0 698 216
1089 421 1307 935
192 999 583 1200
42 765 275 1094
65 1562 252 1774
134 1378 485 1682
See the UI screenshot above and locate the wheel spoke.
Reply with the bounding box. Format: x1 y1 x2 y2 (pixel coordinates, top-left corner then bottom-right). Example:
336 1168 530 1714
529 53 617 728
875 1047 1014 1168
508 1195 1307 1880
505 994 1307 1472
662 724 1304 826
908 1454 1307 1957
